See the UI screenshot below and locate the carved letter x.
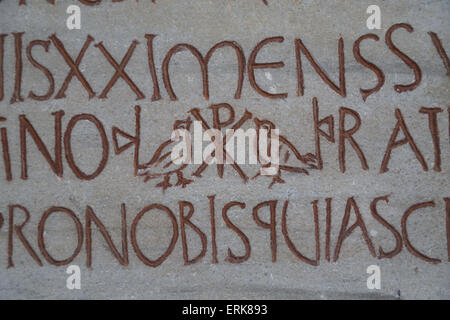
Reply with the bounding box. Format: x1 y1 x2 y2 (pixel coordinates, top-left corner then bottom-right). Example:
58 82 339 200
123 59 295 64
49 34 96 99
189 108 252 182
95 40 145 100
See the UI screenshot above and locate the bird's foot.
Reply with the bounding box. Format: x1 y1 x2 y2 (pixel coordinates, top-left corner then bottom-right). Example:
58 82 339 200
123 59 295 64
156 174 172 192
268 175 285 189
175 171 193 188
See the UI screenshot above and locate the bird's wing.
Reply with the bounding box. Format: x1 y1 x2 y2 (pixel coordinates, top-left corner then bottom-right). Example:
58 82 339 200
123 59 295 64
142 139 173 168
141 139 189 176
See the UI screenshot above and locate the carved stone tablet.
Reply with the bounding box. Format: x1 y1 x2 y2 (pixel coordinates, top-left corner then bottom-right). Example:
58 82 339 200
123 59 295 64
0 0 448 299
